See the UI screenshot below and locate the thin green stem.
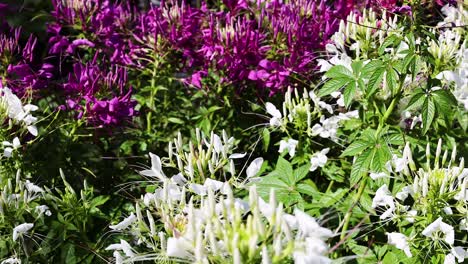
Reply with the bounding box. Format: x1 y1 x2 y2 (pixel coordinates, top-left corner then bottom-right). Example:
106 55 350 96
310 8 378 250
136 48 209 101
146 59 158 134
340 177 367 239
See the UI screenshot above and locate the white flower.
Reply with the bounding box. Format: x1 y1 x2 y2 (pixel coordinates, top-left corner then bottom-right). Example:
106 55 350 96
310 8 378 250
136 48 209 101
140 153 167 180
25 180 44 193
372 185 395 219
170 173 187 185
3 137 21 158
229 153 247 159
266 102 282 127
310 148 329 172
370 172 387 180
396 186 414 201
387 232 412 257
166 236 193 259
1 88 39 136
203 178 224 192
105 239 135 257
390 154 408 173
294 209 334 239
278 138 299 158
1 257 21 264
460 218 468 231
12 223 33 241
443 207 453 215
35 205 52 217
212 134 223 154
444 247 468 264
246 157 263 178
189 183 207 196
109 213 136 231
422 217 455 245
405 210 417 223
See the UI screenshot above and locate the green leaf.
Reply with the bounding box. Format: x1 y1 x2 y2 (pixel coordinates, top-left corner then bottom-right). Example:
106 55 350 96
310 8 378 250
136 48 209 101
378 35 401 55
351 61 364 76
383 132 404 146
432 89 457 114
341 140 371 157
343 81 357 107
422 96 435 134
350 149 373 184
370 145 391 173
386 67 398 95
366 67 386 97
361 60 384 77
293 164 311 182
296 183 318 197
319 78 350 97
262 128 270 152
405 92 425 111
271 157 294 185
325 65 354 79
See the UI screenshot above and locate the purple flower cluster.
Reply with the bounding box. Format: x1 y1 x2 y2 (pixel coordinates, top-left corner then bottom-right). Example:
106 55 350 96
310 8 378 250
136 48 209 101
14 0 427 127
0 22 53 96
49 0 137 65
47 0 139 127
62 58 136 126
134 0 364 95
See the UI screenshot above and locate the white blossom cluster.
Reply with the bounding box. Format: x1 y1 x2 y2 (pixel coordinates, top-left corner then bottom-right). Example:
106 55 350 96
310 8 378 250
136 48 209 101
106 136 336 263
0 87 39 159
371 140 468 263
266 88 358 172
107 180 335 264
0 171 51 264
145 129 245 183
434 4 468 111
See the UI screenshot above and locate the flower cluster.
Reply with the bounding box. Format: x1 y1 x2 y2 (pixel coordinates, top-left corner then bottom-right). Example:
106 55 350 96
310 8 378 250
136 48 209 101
131 0 389 95
47 0 138 127
61 61 136 126
0 26 53 96
49 0 136 65
0 87 39 158
106 133 336 263
266 88 358 171
0 170 51 261
371 140 468 263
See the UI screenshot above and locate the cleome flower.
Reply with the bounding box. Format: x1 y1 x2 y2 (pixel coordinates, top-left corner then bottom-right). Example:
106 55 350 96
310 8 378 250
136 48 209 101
371 139 468 262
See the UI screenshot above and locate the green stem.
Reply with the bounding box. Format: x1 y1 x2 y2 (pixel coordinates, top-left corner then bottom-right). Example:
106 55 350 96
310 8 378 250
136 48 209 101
340 177 367 239
146 60 158 134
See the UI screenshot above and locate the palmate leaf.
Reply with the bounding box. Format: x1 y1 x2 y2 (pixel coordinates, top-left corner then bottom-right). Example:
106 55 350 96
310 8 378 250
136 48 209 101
256 158 313 207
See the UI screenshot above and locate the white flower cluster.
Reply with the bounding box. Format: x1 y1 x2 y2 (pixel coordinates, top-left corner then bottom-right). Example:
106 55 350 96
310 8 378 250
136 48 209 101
437 47 468 110
0 87 38 136
371 140 468 263
0 171 51 263
434 4 468 111
0 87 39 159
321 8 402 63
106 137 336 263
266 88 358 172
147 130 244 183
107 181 335 264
